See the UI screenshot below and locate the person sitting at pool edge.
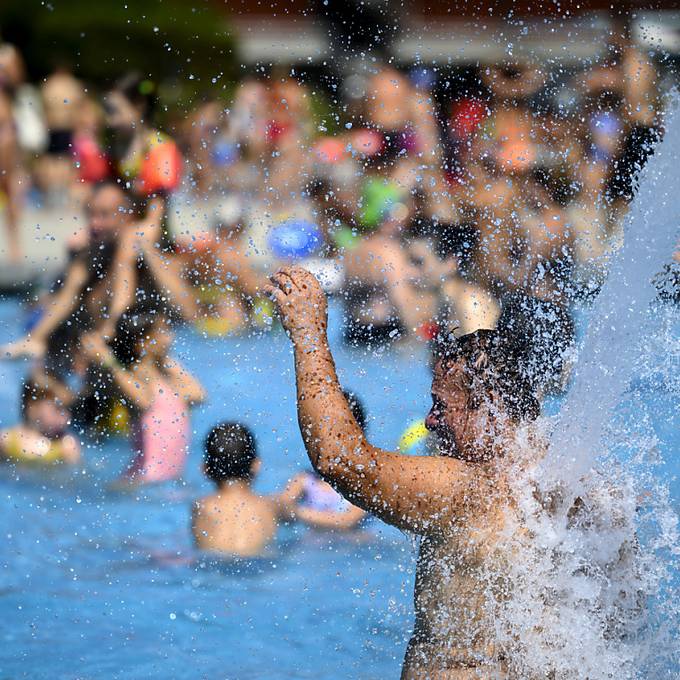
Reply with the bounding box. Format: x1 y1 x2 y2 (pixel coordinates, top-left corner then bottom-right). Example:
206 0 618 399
0 379 80 465
192 422 291 558
266 266 545 680
277 390 367 531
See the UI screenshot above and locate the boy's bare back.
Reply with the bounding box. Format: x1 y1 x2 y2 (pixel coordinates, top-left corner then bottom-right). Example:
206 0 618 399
192 489 277 558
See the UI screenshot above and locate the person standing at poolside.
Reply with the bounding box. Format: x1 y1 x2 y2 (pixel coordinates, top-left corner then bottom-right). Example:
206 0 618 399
266 266 544 679
0 45 26 263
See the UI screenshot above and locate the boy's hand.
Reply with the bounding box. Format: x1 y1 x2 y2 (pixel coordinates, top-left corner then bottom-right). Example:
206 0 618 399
265 267 328 348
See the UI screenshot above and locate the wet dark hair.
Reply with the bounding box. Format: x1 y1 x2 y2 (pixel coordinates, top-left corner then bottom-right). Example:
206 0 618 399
498 292 574 396
20 381 58 422
111 311 166 367
432 327 540 423
204 422 257 484
113 72 156 118
342 390 367 432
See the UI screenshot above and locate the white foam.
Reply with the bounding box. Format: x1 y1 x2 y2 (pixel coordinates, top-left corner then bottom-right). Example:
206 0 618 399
492 94 680 678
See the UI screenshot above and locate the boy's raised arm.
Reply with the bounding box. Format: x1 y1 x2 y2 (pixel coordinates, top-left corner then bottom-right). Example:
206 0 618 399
266 267 474 535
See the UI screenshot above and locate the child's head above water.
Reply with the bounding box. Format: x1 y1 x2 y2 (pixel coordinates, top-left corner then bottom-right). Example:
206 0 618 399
113 311 173 367
204 422 258 486
432 328 540 425
20 381 69 438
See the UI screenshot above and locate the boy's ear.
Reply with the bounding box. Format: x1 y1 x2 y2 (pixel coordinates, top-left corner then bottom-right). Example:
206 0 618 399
250 458 262 477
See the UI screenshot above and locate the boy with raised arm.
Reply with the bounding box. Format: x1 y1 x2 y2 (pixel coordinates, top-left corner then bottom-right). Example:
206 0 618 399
266 266 542 679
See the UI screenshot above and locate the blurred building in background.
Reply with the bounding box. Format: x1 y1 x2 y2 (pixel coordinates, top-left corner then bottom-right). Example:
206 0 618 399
228 0 680 68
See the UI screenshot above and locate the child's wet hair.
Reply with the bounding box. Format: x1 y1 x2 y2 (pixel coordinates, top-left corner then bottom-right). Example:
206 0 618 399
20 381 59 421
432 327 540 423
112 311 167 366
204 422 258 484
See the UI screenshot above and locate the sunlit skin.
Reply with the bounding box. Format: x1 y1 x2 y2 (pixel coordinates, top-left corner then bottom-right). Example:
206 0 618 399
192 459 286 557
266 266 524 679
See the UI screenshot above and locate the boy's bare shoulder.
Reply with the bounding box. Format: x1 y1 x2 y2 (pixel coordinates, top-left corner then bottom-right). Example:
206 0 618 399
192 494 220 517
0 426 15 453
193 493 276 520
246 493 278 519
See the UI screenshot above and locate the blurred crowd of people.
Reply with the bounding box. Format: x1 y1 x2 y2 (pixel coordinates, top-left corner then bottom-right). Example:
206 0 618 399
0 32 675 525
0 35 670 337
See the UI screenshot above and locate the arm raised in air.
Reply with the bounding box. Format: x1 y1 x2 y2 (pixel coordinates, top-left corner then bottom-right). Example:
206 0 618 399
265 266 474 535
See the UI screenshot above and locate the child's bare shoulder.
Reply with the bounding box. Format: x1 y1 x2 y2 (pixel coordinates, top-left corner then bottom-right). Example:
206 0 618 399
193 494 221 517
0 426 16 440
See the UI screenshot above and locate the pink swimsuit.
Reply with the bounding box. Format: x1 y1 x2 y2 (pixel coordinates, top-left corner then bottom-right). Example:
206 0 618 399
125 381 189 483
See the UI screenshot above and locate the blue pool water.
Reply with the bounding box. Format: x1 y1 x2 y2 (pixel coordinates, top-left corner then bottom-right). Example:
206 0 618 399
0 299 431 679
0 298 677 679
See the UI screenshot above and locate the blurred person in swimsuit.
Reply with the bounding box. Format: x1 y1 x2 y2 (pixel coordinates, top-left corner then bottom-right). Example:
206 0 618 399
266 266 551 679
103 73 183 245
0 182 137 363
176 202 269 335
103 75 201 321
278 390 367 531
0 379 80 465
81 312 204 484
0 44 26 263
38 63 85 205
343 194 441 344
1 180 198 369
192 422 292 557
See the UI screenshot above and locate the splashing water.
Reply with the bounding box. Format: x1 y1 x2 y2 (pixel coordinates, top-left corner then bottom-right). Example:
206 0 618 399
546 95 680 484
490 95 680 679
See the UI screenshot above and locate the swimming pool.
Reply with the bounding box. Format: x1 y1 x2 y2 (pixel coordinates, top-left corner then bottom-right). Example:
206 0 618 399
0 298 677 679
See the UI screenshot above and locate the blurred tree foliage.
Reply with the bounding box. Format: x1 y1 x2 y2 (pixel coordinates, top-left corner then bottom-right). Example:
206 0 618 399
0 0 235 100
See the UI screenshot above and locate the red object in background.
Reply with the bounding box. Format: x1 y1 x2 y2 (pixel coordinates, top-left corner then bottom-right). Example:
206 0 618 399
449 98 487 139
72 133 110 184
314 137 347 164
416 321 440 342
138 139 183 196
266 119 289 144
